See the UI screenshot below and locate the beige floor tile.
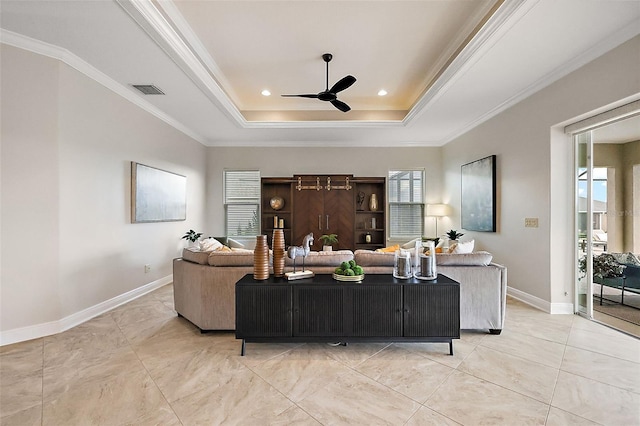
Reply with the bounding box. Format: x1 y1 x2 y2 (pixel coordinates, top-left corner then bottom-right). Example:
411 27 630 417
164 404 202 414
5 285 640 425
43 344 143 401
237 342 306 367
551 370 640 426
545 406 602 426
479 328 566 368
170 368 295 425
0 339 43 417
122 405 182 426
425 370 549 425
567 325 640 363
296 369 420 425
42 368 170 425
145 346 249 403
0 403 42 426
561 345 640 393
250 344 354 403
396 338 476 369
505 313 573 344
405 406 461 425
43 314 129 367
355 344 454 403
266 405 323 425
320 342 392 368
459 345 559 404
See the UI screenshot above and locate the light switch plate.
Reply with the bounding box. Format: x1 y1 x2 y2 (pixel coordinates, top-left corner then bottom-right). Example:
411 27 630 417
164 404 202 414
524 218 539 228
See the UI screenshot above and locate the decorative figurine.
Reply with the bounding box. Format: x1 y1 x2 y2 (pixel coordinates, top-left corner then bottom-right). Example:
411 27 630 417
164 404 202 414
285 233 315 280
357 191 365 211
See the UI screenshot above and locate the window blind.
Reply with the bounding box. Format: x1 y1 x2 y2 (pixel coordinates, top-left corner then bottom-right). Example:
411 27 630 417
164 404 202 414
224 170 260 236
388 170 425 238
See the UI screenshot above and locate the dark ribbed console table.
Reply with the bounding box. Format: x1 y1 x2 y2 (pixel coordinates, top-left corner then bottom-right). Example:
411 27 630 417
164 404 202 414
235 273 460 356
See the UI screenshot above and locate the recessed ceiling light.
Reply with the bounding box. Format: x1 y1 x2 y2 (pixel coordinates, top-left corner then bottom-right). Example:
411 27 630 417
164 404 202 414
261 89 271 96
378 89 388 96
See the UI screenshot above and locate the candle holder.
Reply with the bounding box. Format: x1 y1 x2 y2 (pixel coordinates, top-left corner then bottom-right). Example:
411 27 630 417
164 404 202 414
414 240 437 280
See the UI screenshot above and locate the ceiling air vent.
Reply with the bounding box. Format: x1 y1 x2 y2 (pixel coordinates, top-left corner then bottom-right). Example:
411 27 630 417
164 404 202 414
132 84 165 95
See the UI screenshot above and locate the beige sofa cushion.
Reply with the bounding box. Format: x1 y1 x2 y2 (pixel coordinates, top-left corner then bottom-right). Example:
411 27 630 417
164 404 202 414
436 251 493 266
181 248 211 265
207 249 255 266
355 249 493 267
354 249 396 267
285 250 353 266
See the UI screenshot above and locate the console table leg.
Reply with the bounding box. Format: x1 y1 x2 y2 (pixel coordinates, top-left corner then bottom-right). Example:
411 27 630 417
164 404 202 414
241 339 246 356
449 340 453 356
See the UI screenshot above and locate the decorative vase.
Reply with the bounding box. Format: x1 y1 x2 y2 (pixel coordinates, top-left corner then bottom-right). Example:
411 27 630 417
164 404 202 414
253 235 269 280
369 194 378 211
272 229 285 277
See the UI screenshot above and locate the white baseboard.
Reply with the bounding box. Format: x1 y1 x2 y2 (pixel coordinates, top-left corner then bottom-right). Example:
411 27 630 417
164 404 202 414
507 286 574 315
0 275 172 346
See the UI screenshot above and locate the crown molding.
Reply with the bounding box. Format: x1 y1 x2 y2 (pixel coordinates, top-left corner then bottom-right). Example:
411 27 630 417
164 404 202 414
437 18 640 145
404 0 535 125
127 0 409 129
206 138 437 148
0 29 206 144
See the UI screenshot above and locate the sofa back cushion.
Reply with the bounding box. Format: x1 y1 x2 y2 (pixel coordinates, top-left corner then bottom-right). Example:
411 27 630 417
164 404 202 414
355 249 396 267
437 251 493 266
355 249 493 267
182 248 211 265
207 249 255 266
285 250 353 267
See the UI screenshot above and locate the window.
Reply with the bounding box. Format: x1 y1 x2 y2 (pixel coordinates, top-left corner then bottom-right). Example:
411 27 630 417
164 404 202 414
388 170 425 238
224 170 260 237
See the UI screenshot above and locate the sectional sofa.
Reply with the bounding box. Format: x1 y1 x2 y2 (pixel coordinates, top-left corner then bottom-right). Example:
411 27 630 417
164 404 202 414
173 247 507 334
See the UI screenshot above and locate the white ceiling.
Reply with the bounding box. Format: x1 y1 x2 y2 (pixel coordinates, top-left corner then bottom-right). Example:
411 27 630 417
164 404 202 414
1 0 639 147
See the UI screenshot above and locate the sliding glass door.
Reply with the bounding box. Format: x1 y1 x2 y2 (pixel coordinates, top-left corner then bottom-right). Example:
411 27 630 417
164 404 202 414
576 131 593 318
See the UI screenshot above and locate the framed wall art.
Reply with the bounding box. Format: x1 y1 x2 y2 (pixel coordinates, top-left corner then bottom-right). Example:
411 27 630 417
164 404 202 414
131 162 186 223
461 155 496 232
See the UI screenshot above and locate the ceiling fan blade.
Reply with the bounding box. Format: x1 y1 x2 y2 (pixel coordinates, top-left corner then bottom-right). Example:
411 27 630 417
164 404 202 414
331 99 351 112
329 75 356 94
281 94 319 98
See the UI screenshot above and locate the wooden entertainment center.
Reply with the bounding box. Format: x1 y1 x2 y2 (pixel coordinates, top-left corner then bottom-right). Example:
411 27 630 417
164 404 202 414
261 175 386 251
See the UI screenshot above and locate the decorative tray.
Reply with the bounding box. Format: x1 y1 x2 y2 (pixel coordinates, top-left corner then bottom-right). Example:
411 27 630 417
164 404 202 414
332 273 365 282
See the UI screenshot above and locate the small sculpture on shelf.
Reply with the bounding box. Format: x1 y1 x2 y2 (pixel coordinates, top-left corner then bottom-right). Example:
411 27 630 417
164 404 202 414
286 233 315 280
356 191 365 211
270 196 284 211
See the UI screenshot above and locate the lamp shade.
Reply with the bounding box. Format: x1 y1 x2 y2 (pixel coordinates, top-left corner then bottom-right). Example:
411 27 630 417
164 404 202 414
426 203 451 217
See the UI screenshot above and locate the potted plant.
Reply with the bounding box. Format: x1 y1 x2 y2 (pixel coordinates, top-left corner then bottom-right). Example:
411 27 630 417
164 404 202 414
446 229 464 242
181 229 203 248
578 253 624 281
318 234 338 251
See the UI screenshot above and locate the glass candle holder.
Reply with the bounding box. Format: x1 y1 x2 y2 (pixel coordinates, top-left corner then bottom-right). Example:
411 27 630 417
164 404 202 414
393 249 412 279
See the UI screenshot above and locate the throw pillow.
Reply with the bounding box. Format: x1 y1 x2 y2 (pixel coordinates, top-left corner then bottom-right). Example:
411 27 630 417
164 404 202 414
376 244 400 253
452 239 474 254
199 237 223 252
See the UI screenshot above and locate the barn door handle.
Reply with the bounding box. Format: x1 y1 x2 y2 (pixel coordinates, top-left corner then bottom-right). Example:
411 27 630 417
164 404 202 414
318 215 322 231
326 215 329 230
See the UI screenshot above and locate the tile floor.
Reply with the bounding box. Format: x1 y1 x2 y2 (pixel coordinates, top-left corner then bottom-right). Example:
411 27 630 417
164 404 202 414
1 284 639 425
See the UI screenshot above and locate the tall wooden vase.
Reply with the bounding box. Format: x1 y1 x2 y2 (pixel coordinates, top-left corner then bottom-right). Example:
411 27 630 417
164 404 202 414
272 229 285 278
253 235 269 280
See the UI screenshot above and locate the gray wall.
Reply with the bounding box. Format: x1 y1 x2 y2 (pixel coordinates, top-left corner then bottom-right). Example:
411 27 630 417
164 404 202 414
1 45 207 337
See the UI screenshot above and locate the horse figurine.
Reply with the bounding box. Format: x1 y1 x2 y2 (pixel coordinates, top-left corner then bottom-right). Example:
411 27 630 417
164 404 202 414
287 233 313 273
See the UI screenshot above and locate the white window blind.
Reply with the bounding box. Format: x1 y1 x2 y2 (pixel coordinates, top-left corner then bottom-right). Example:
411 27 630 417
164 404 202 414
224 170 260 237
388 170 424 238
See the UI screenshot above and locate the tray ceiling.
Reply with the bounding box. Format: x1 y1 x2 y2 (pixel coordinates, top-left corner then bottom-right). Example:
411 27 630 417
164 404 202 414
1 0 639 146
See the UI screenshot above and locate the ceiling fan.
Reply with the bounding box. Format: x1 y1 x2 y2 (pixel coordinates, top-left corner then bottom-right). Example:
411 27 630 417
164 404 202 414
281 53 356 112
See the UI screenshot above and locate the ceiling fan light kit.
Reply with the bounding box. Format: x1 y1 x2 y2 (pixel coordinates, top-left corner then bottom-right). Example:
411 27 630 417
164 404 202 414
281 53 356 112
